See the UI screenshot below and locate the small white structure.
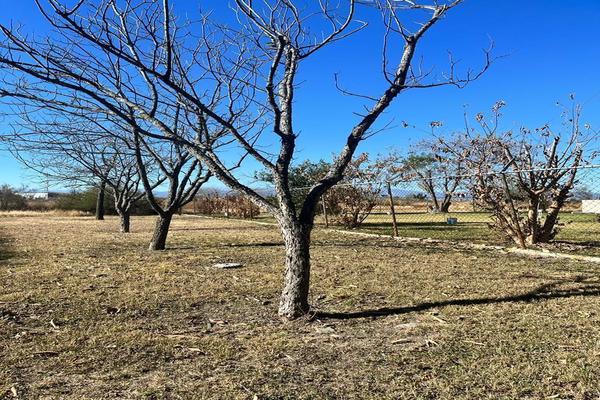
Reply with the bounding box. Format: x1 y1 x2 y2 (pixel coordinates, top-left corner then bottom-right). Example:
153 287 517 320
16 191 53 200
213 263 243 269
582 200 600 214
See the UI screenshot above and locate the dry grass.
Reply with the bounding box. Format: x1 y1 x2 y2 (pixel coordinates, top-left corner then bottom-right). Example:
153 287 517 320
0 210 91 218
1 215 600 399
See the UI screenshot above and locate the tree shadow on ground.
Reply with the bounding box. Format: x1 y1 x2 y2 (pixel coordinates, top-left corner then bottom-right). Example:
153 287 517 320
220 241 284 248
553 239 600 248
0 237 13 262
315 276 600 320
171 226 268 232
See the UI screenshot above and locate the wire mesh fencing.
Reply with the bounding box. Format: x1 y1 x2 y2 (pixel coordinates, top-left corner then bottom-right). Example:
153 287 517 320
310 165 600 250
188 165 600 254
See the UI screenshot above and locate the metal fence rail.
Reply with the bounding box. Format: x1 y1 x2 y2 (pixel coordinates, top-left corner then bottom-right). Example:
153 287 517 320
311 166 600 249
190 165 600 254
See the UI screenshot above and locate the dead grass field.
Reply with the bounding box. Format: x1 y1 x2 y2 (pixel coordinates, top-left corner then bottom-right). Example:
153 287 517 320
1 215 600 399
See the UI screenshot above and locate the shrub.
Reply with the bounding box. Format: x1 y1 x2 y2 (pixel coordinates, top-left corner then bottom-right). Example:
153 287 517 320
326 185 380 229
55 188 114 213
0 185 28 211
194 190 227 215
194 190 260 219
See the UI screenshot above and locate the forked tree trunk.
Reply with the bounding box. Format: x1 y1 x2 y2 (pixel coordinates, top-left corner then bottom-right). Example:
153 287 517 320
149 213 173 251
117 210 131 233
429 190 440 212
278 220 312 320
538 188 570 243
95 182 106 220
526 196 541 245
440 199 451 213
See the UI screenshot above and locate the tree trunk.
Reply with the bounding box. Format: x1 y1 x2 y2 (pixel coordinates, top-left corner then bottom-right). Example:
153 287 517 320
440 199 451 213
526 196 541 245
429 186 440 212
118 210 131 233
149 213 173 251
538 194 568 243
95 182 106 220
278 220 312 320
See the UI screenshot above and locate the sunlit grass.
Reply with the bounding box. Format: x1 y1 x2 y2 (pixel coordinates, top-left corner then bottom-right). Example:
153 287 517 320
1 215 599 398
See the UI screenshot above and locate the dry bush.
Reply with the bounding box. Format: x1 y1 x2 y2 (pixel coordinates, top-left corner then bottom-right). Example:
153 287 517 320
194 191 259 219
326 185 380 229
225 194 260 218
194 191 227 215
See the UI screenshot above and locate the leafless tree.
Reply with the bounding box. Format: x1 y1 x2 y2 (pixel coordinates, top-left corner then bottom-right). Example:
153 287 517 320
437 101 595 247
133 134 211 250
0 0 491 319
3 102 209 247
0 110 108 219
0 24 211 248
1 110 157 233
375 143 465 212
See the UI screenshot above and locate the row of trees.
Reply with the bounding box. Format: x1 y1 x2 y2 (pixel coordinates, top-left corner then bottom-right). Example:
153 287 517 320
387 101 596 248
0 0 489 319
251 102 595 247
5 0 588 319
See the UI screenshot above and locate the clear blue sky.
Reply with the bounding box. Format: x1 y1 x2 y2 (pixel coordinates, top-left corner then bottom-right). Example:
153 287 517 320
1 1 599 188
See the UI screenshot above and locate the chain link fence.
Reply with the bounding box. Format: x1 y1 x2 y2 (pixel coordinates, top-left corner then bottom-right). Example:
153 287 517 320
188 165 600 254
311 165 600 252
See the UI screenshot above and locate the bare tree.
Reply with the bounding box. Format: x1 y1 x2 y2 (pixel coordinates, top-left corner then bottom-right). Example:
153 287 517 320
1 111 156 233
95 180 107 220
0 24 211 247
3 106 207 244
0 110 108 219
375 144 465 212
437 101 594 247
0 0 491 319
133 134 211 250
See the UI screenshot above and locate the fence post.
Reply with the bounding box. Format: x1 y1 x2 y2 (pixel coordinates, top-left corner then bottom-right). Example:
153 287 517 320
387 181 399 237
322 195 329 228
225 194 230 218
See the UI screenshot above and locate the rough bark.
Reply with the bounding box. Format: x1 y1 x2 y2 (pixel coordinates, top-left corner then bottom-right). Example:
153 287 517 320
95 182 106 220
440 199 451 213
149 213 173 251
117 210 131 233
538 187 571 243
278 220 312 319
526 196 541 245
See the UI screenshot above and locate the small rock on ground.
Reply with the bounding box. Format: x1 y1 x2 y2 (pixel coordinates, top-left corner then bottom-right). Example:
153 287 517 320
213 263 243 269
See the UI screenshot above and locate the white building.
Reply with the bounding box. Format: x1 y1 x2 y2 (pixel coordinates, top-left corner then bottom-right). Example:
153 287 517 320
16 191 55 200
582 199 600 214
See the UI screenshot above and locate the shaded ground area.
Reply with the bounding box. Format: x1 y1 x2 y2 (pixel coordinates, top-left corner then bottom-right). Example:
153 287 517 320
1 215 600 399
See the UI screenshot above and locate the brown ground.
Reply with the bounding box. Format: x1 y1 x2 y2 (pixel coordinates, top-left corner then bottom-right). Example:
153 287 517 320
1 215 599 399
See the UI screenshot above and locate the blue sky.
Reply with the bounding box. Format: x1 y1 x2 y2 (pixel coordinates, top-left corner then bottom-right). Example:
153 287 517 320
1 0 599 188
